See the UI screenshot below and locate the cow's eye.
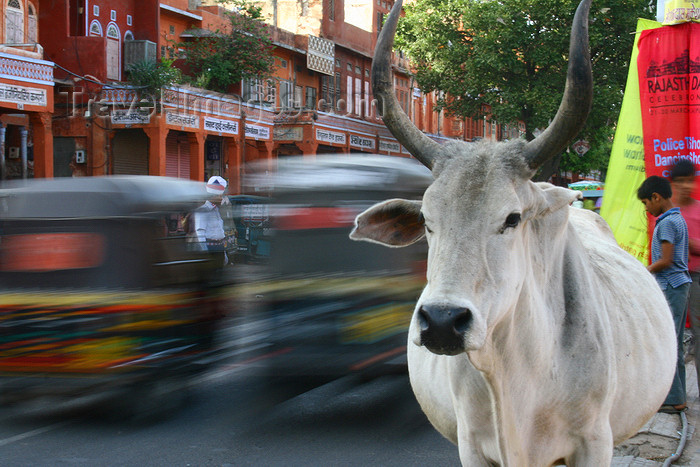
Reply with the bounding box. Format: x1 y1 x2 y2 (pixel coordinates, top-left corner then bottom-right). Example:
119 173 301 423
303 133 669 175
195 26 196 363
419 212 433 234
501 212 521 232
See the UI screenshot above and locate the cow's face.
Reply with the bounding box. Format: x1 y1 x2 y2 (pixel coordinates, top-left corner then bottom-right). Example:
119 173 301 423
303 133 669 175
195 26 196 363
359 0 591 356
351 141 579 355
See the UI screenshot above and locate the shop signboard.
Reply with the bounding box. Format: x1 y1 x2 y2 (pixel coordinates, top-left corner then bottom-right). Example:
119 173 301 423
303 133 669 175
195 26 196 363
204 116 239 135
350 134 375 150
316 128 346 145
245 124 271 140
165 111 199 129
0 82 47 109
379 139 402 153
273 126 303 141
111 109 150 125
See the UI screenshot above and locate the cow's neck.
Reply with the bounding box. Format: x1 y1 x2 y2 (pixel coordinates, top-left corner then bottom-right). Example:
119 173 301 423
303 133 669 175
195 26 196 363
469 212 579 368
510 213 584 356
467 215 602 462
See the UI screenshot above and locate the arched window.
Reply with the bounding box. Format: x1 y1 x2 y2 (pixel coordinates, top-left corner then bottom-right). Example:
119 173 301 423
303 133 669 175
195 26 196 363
27 2 38 43
124 31 134 41
89 20 103 37
6 0 24 44
106 23 119 39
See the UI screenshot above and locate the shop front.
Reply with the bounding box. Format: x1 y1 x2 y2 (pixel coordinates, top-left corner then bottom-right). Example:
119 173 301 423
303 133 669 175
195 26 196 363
158 87 276 192
202 113 240 190
165 130 192 179
0 51 54 180
273 125 305 157
205 137 223 180
272 114 412 159
109 107 152 176
112 129 149 175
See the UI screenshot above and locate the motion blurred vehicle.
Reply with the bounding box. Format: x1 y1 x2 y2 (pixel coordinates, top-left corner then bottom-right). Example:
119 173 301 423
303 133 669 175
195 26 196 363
222 195 270 264
242 154 431 386
0 176 230 415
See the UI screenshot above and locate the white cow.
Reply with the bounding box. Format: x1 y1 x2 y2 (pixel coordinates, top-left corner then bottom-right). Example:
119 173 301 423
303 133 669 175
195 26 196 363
350 0 677 465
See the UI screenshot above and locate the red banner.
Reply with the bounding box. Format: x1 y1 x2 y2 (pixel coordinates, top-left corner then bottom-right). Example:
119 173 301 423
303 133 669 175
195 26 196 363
638 22 700 181
637 22 700 244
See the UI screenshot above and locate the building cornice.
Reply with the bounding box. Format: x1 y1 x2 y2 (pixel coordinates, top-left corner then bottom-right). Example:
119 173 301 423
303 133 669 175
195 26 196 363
272 41 306 55
160 3 203 21
333 42 372 60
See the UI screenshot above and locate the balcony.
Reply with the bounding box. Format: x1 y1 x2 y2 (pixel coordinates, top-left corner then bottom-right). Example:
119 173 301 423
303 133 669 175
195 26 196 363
0 47 53 86
0 45 54 113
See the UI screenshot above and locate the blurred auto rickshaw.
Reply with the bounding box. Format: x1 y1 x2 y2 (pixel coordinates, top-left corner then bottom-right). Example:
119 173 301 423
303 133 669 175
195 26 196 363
241 155 431 392
0 176 231 417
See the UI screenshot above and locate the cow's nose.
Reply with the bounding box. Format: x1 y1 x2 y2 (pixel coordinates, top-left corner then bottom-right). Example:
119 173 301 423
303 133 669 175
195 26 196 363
418 304 472 355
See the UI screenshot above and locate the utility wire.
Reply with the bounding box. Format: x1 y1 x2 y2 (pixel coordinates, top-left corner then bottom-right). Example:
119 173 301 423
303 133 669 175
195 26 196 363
53 62 148 90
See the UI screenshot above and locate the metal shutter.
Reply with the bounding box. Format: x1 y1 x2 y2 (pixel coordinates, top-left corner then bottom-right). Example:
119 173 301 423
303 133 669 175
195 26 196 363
112 130 149 175
165 131 191 179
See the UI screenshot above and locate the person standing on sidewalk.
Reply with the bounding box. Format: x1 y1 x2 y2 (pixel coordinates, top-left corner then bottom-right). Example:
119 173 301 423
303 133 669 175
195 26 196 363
638 175 692 412
670 160 700 395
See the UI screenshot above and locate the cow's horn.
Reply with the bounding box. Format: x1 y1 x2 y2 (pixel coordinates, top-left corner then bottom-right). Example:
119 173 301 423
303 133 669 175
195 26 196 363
372 0 443 170
524 0 593 170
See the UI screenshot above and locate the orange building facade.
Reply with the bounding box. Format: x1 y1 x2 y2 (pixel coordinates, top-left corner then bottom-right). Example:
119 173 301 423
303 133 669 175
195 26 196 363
4 0 516 191
0 0 53 180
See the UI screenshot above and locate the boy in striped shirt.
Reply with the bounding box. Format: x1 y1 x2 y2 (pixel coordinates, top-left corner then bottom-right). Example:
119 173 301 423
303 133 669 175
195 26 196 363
638 175 692 413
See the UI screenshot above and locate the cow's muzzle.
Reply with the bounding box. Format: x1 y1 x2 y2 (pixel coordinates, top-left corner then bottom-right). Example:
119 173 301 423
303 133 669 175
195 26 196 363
418 304 472 355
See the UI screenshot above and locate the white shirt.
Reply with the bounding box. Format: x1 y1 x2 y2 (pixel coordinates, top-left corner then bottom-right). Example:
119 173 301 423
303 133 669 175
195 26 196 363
194 201 225 242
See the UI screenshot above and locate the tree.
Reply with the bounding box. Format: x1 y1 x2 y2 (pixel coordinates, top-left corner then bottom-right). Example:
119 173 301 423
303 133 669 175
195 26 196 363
179 0 275 93
394 0 655 179
126 58 183 98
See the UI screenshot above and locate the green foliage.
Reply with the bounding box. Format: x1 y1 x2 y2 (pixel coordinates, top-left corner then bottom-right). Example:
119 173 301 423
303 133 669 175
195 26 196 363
178 0 275 93
395 0 655 176
126 58 183 97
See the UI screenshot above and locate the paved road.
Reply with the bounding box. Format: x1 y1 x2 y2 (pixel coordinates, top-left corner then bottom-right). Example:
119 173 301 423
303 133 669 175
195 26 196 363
3 353 700 466
0 360 460 466
3 289 699 466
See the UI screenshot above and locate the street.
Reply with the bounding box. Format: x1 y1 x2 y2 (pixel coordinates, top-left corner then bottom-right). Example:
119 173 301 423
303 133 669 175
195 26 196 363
0 356 460 466
3 311 700 466
1 273 698 467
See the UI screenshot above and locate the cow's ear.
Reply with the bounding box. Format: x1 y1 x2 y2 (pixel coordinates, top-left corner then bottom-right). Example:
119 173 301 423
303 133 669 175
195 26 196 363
529 182 581 217
350 199 424 247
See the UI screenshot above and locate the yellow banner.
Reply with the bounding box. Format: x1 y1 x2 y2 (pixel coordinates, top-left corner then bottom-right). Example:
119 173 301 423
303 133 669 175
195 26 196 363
600 18 663 264
661 1 700 25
